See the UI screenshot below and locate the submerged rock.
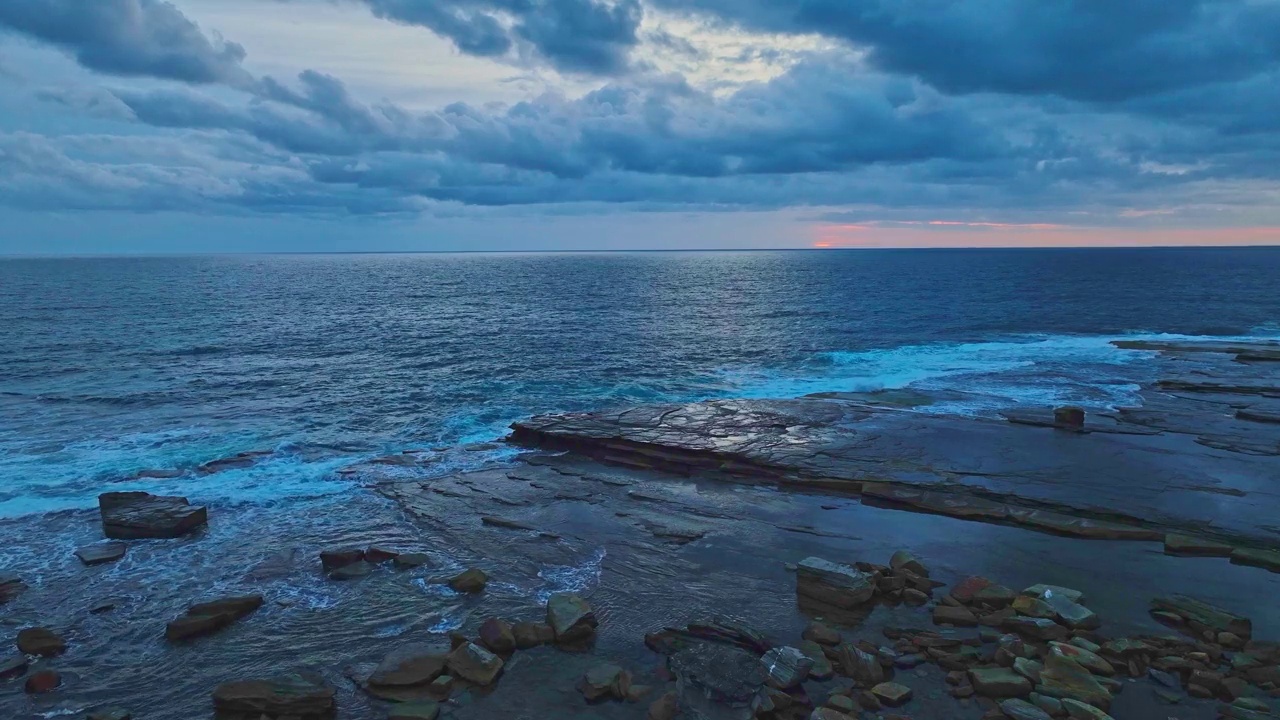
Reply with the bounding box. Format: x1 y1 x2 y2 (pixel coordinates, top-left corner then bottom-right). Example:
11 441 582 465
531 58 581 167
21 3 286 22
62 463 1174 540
211 672 335 719
448 568 488 593
166 595 263 642
1231 547 1280 573
0 574 27 604
386 701 440 720
579 663 631 702
393 553 432 570
328 560 375 581
75 541 127 566
0 654 29 680
25 669 61 694
319 548 364 571
802 621 842 646
796 557 876 609
546 593 597 645
99 491 207 539
17 627 66 656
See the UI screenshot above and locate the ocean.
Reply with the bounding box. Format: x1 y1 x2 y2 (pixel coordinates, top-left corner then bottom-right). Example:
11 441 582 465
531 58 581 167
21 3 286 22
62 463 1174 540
3 247 1280 519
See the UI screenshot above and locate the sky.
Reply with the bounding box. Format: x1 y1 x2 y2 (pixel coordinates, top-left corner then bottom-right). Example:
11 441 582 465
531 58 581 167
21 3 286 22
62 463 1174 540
2 0 1280 253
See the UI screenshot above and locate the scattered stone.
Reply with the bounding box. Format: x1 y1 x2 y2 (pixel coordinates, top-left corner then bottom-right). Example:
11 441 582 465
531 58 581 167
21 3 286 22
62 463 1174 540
796 557 876 609
319 548 364 571
668 640 765 705
99 491 207 539
1013 658 1044 683
546 593 597 645
1163 534 1234 557
368 642 451 688
1012 595 1057 619
365 546 399 564
871 682 913 707
328 560 375 581
1049 642 1114 676
448 568 488 593
761 646 813 690
166 595 263 641
511 621 555 649
1004 617 1069 641
212 672 336 718
75 542 127 566
579 663 632 702
890 550 929 577
974 585 1018 609
478 618 515 654
387 701 440 720
1 654 29 680
1023 585 1085 604
934 605 979 627
970 668 1032 698
1069 637 1101 653
803 621 842 646
836 643 884 686
1061 698 1114 719
1001 698 1053 720
1231 548 1280 573
17 627 66 656
393 553 432 570
446 643 504 685
1037 654 1112 708
25 669 61 693
648 690 679 720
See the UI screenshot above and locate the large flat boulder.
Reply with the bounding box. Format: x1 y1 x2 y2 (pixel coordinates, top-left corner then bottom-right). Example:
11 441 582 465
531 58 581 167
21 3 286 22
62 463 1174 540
99 492 207 539
212 672 335 719
796 557 876 609
167 595 263 641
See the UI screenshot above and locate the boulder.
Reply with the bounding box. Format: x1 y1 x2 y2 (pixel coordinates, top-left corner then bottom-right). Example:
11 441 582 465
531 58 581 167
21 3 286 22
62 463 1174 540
446 642 503 685
648 690 679 720
1003 698 1054 720
368 642 451 688
319 548 364 571
969 667 1032 698
17 627 66 656
1036 654 1112 708
835 643 884 686
25 669 61 694
393 553 432 570
889 550 929 577
668 641 765 706
546 593 597 645
75 542 127 566
98 492 207 539
933 604 978 627
328 561 375 581
387 701 440 720
952 576 993 603
1 654 29 680
799 641 834 680
1012 595 1057 619
1049 642 1114 676
796 557 876 609
579 663 630 702
511 621 555 649
870 682 913 707
448 568 488 593
365 546 400 564
478 618 515 654
802 621 842 646
761 646 813 690
166 595 263 641
211 672 336 718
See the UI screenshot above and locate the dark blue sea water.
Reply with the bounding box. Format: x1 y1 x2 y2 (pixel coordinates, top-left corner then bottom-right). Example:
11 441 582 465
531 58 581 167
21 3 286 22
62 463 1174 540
3 248 1280 519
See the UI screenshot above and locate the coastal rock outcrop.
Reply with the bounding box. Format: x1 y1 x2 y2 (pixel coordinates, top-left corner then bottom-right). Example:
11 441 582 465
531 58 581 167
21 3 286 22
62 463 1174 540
99 492 207 539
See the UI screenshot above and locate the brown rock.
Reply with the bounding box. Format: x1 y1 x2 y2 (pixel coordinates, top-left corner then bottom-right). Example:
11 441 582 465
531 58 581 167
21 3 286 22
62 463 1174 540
25 669 61 693
803 621 842 646
871 682 913 707
17 627 66 656
478 618 515 654
446 642 503 685
98 491 207 539
449 568 488 593
212 672 336 718
319 548 364 571
511 621 555 649
75 542 127 566
365 546 400 564
1054 406 1085 430
546 593 597 645
166 595 263 641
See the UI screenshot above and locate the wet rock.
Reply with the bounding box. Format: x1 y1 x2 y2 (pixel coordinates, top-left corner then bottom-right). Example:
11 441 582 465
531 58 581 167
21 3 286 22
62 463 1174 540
1 654 29 680
478 618 515 654
481 515 536 531
446 643 503 685
803 621 842 646
448 568 488 593
811 709 856 720
953 576 994 604
546 593 597 645
1163 534 1234 557
935 604 979 627
870 682 913 707
668 640 765 706
87 709 133 720
197 451 270 474
328 560 375 580
1054 406 1086 430
890 550 929 577
0 574 26 604
974 585 1018 609
969 668 1032 698
365 546 399 564
1030 692 1062 716
1001 698 1053 720
393 553 432 570
17 627 66 656
684 618 772 654
25 669 61 693
1022 584 1085 604
1148 668 1180 689
1151 595 1252 641
1044 595 1099 631
1061 698 1114 719
75 541 127 566
762 646 813 690
1013 658 1043 683
212 672 336 718
387 701 440 720
903 588 929 605
1012 596 1057 619
835 643 884 686
647 690 679 720
1036 654 1111 708
511 621 555 649
99 491 207 539
89 598 121 614
319 548 365 571
796 557 876 609
579 663 631 702
368 642 451 688
1049 642 1113 676
1231 548 1280 573
167 596 263 642
1004 617 1069 642
799 641 835 680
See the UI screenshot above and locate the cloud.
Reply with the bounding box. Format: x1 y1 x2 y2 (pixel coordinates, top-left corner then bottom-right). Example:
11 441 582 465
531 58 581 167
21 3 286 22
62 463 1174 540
351 0 643 74
649 0 1280 102
0 0 251 85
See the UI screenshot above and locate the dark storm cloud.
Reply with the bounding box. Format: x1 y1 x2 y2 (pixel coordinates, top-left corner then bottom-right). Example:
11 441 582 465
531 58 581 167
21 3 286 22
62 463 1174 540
354 0 643 74
650 0 1280 102
0 0 251 85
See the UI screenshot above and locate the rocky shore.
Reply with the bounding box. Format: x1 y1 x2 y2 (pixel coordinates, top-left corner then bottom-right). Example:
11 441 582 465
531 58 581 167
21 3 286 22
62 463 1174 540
3 339 1279 720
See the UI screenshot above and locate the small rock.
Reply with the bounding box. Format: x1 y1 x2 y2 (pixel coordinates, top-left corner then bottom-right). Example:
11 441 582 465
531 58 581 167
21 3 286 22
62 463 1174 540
89 598 121 614
761 646 813 690
934 605 979 627
803 621 842 646
1012 595 1057 619
974 585 1018 609
446 642 503 685
16 627 66 656
75 542 127 566
1030 693 1063 716
478 618 515 654
1060 698 1114 719
25 669 61 693
448 568 488 593
579 663 629 702
890 550 929 577
953 576 994 603
1154 688 1181 704
387 701 440 720
796 557 876 608
319 547 365 571
871 682 913 707
1001 698 1053 720
328 560 375 581
393 553 432 570
969 667 1032 698
1230 547 1280 573
546 593 597 645
1054 406 1085 430
1004 617 1070 642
